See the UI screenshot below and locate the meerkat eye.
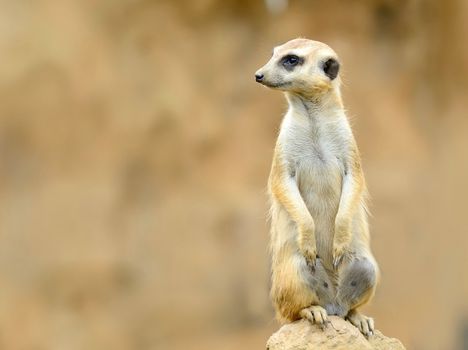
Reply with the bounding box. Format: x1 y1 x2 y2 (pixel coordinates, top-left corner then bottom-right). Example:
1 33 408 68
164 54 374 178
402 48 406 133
280 54 303 70
322 58 340 80
283 55 298 65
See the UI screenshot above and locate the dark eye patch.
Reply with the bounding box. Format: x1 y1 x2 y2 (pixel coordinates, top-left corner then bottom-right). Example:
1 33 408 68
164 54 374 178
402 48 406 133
279 54 304 71
322 58 340 80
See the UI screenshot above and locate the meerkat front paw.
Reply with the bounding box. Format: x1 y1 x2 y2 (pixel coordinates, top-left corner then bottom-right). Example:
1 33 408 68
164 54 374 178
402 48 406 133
298 235 317 267
300 305 328 325
298 241 317 267
333 218 352 269
346 310 375 337
332 243 350 270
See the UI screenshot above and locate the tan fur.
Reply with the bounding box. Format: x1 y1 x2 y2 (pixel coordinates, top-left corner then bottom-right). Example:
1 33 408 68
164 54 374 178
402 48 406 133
256 39 379 334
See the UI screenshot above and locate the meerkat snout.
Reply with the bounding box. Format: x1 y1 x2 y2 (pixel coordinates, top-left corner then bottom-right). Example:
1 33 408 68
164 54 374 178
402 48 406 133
255 73 264 82
255 38 341 97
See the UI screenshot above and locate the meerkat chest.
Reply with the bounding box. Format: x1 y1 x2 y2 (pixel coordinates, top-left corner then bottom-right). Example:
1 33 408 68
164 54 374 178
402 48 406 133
296 136 343 193
283 124 346 173
280 116 349 197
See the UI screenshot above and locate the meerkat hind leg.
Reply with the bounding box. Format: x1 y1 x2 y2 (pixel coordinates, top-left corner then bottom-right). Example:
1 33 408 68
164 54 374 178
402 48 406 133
296 260 331 326
339 257 377 336
338 257 376 309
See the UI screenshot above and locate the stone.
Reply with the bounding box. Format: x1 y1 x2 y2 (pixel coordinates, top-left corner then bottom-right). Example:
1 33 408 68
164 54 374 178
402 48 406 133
267 317 405 350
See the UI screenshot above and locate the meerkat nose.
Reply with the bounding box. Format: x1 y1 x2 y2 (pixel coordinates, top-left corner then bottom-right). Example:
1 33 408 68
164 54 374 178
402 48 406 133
255 73 264 82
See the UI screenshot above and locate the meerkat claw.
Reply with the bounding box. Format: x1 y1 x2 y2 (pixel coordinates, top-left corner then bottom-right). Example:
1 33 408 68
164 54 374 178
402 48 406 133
309 256 317 268
307 259 317 271
333 255 343 270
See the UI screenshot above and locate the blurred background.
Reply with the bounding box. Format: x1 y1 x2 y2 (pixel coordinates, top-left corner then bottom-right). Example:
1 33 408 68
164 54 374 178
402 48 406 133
0 0 467 349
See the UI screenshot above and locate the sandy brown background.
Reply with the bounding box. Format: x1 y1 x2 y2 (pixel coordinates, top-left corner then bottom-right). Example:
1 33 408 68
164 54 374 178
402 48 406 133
0 0 467 349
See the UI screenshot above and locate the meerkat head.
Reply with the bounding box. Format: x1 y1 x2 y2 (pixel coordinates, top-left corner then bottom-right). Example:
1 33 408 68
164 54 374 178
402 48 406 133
255 38 341 99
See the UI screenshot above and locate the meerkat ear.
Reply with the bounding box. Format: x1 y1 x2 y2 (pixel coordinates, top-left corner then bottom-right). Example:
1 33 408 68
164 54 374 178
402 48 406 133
323 58 339 80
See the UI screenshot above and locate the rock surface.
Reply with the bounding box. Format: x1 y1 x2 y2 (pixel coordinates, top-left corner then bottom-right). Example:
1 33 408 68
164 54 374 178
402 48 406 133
267 317 405 350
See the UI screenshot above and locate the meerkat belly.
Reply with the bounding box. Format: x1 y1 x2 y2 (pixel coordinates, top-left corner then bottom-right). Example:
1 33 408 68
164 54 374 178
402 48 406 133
296 154 343 259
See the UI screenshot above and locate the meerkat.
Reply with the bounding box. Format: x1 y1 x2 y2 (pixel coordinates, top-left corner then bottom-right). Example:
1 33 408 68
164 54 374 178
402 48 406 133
255 38 379 336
